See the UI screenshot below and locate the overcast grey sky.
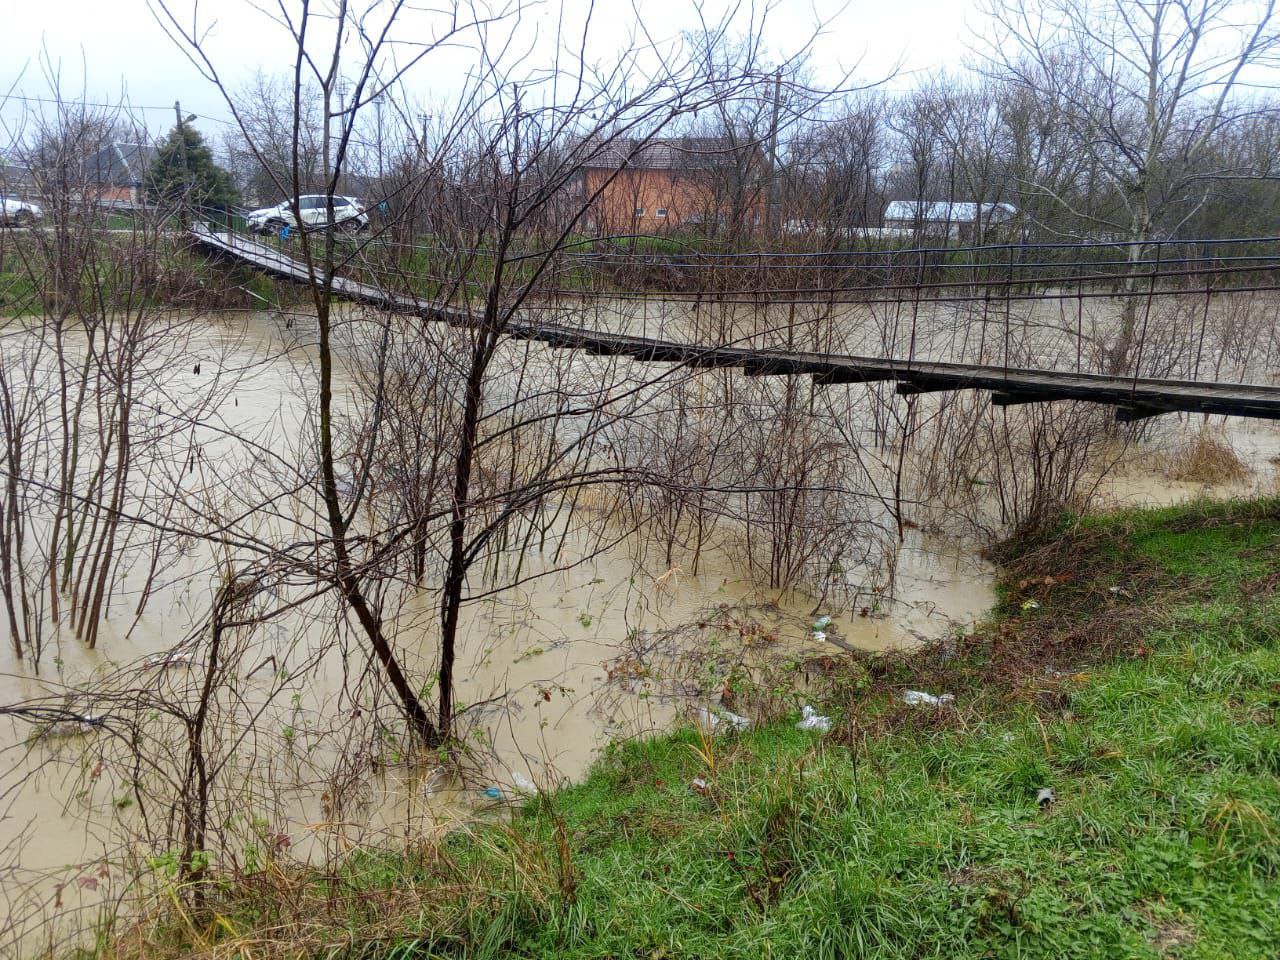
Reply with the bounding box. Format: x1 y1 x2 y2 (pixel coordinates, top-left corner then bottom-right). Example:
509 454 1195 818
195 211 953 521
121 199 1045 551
0 0 983 143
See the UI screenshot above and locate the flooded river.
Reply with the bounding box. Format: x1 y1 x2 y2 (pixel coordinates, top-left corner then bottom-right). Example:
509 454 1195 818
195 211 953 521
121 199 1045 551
2 299 1278 947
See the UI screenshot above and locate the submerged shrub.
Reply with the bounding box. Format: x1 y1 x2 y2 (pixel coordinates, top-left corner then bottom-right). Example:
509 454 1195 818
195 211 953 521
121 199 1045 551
1165 427 1250 485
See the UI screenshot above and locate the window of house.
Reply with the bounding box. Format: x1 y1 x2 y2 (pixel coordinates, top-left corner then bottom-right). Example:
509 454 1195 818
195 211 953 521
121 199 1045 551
634 207 645 217
656 208 668 218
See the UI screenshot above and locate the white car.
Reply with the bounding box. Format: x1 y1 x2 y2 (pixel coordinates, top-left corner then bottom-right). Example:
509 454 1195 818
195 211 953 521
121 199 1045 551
246 195 368 235
0 196 43 227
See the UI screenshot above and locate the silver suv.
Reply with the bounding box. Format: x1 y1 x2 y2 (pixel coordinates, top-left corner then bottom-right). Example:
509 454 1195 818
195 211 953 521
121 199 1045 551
246 195 368 234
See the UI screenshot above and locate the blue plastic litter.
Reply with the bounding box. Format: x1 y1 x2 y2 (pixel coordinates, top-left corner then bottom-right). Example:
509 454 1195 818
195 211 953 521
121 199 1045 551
483 786 502 800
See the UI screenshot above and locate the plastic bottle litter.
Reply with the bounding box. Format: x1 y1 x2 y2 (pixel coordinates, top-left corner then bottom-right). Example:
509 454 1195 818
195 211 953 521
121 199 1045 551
812 615 833 642
901 690 956 708
482 785 502 800
795 705 832 733
697 706 750 732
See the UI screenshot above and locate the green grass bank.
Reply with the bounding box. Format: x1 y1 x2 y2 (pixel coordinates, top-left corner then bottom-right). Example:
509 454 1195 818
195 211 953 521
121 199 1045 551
119 497 1280 959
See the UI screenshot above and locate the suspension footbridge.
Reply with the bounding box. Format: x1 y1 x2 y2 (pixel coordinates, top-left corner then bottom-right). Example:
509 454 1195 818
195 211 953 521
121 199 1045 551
190 225 1280 423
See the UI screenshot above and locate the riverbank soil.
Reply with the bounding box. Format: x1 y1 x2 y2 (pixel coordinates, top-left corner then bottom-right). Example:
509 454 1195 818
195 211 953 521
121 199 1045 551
114 498 1280 959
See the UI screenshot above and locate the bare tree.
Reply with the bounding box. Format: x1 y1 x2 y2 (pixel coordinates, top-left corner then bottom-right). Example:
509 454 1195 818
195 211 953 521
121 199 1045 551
149 0 831 749
784 91 887 243
220 71 330 204
979 0 1280 371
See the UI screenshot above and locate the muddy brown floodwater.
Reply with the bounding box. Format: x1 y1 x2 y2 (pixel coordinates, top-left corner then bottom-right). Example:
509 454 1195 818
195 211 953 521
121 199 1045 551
2 301 1278 950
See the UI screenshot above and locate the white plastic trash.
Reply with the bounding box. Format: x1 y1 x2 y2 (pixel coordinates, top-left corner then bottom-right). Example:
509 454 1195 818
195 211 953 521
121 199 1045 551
697 706 750 732
420 766 450 796
144 650 196 669
512 772 536 794
902 690 956 708
796 705 832 733
811 630 828 643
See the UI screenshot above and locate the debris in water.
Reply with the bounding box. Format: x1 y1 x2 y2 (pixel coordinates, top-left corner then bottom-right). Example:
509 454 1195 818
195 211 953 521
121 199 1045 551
811 614 833 642
420 767 450 796
143 650 196 670
44 714 107 738
796 705 832 733
902 690 955 708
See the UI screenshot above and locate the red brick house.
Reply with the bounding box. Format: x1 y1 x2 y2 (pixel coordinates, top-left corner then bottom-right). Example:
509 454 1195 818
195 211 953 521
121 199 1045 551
580 137 763 235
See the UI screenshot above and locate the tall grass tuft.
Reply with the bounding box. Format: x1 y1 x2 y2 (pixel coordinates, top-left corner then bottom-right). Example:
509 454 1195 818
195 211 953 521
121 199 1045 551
1164 426 1251 484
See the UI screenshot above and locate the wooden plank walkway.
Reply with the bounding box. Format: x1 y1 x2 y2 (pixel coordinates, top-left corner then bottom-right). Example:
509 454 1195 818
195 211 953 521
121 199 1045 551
191 226 1280 422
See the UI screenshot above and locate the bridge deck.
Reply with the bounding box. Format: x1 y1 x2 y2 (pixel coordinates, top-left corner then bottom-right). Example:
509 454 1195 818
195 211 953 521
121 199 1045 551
191 226 1280 422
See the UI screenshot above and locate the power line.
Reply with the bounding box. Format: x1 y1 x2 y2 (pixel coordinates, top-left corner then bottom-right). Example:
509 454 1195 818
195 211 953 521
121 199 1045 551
1 93 232 126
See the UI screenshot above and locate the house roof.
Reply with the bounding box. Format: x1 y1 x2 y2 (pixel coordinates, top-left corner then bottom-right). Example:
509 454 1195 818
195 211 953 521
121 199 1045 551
582 137 742 171
85 142 157 186
884 200 1017 224
0 158 36 191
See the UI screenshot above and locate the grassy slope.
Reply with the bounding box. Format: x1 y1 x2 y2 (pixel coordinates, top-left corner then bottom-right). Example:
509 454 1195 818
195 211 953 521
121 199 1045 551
130 499 1280 959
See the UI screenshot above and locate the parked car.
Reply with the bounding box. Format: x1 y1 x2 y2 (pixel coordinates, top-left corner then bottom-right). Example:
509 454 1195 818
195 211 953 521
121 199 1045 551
246 195 368 234
0 196 43 227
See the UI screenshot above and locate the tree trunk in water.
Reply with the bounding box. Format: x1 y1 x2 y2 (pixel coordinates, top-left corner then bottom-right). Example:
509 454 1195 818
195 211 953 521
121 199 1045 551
437 349 486 740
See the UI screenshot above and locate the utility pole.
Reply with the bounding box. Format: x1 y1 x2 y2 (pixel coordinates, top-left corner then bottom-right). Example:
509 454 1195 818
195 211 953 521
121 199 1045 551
764 67 783 236
334 80 347 192
174 100 191 225
375 96 385 184
418 112 431 156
